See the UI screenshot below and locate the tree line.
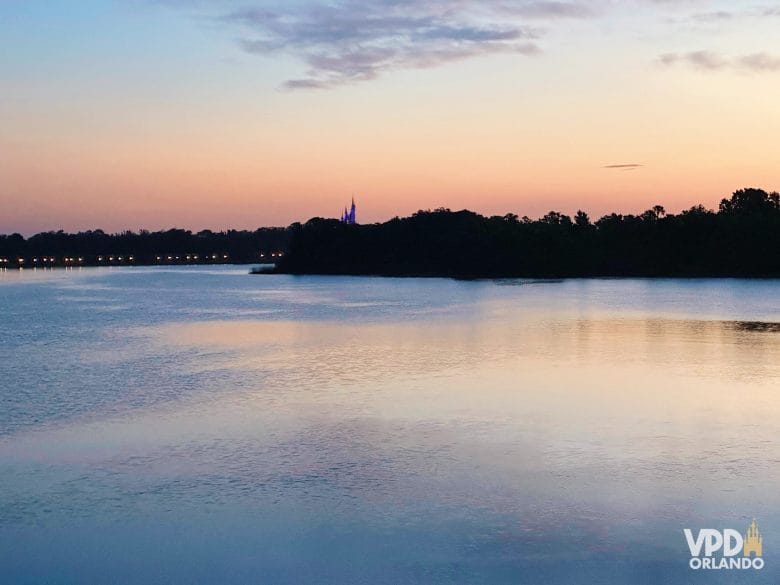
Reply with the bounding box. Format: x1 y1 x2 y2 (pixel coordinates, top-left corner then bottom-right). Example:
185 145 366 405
276 188 780 278
0 228 291 266
3 188 778 276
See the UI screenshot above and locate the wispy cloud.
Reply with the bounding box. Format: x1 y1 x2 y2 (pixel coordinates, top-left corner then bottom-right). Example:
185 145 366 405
603 164 643 171
689 10 733 23
738 52 780 72
667 4 780 26
659 50 728 70
659 50 780 73
164 1 600 89
499 1 597 18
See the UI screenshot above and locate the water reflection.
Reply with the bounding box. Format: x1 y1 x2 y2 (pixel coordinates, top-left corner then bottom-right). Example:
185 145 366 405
141 316 780 386
0 269 778 584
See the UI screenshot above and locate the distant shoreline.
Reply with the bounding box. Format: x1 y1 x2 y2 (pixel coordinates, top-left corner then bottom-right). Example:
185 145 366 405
4 188 779 279
0 227 290 269
257 268 780 280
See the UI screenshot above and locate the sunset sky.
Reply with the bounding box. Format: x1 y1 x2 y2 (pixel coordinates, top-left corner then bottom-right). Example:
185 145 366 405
2 0 780 234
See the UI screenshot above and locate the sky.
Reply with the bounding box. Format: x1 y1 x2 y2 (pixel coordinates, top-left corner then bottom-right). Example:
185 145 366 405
1 0 780 234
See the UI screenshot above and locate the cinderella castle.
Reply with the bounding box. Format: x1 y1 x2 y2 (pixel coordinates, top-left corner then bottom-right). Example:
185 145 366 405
340 198 357 225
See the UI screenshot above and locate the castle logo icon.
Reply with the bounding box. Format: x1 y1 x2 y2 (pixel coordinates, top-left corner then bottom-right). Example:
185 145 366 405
744 518 763 558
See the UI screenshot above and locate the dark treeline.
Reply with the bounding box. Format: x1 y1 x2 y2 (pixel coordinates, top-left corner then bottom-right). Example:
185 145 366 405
0 228 291 266
277 188 780 278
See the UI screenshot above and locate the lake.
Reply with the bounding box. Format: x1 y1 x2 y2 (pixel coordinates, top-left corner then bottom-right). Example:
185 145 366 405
1 266 778 584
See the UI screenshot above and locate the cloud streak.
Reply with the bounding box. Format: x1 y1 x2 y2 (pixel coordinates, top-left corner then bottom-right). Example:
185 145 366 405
603 164 643 171
659 50 780 73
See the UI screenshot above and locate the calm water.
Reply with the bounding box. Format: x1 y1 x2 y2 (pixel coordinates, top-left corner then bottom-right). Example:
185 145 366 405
1 266 778 584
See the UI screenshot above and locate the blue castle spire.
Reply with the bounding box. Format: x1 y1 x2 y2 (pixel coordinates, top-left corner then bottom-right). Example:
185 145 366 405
341 197 357 224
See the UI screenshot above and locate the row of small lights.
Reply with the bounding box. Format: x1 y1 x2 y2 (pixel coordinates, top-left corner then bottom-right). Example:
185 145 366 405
153 253 283 261
0 256 127 265
0 257 82 264
97 256 135 262
1 252 284 265
156 254 227 261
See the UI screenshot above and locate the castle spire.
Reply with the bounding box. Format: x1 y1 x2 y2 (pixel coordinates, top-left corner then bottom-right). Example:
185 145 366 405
340 197 357 224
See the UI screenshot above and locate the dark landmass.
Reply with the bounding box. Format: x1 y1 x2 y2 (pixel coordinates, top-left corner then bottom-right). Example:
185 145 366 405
0 227 290 267
2 188 778 277
274 188 780 278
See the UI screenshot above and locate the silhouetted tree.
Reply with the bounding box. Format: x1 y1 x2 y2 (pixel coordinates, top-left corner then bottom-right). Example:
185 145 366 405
574 210 591 227
719 188 780 214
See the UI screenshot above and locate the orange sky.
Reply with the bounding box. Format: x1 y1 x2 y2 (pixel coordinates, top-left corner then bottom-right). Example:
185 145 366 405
1 1 779 234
